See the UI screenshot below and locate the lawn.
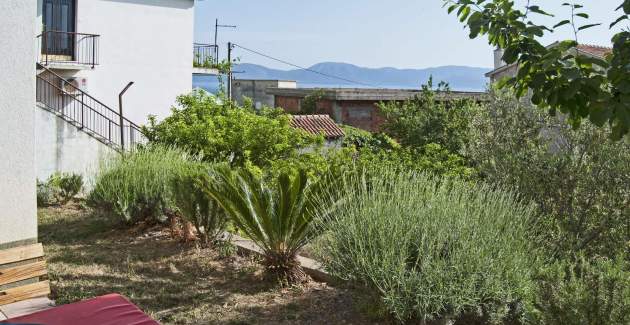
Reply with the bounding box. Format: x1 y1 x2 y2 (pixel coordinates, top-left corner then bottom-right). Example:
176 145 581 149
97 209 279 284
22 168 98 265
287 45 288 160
38 202 382 324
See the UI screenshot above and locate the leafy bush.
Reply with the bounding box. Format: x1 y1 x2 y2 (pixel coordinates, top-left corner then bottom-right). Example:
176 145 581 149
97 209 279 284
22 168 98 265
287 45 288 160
142 90 322 169
531 255 630 325
171 162 227 245
378 79 479 154
341 125 399 151
88 146 199 223
201 165 319 284
55 173 83 204
37 173 83 206
468 89 630 258
355 143 476 180
315 168 536 323
36 179 54 207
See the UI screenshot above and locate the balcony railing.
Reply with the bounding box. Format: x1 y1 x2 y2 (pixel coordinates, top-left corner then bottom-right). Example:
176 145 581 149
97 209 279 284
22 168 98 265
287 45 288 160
193 43 218 68
37 31 100 68
36 63 145 150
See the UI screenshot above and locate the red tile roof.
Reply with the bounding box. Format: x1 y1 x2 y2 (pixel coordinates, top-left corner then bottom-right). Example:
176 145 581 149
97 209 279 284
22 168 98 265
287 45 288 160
577 44 612 58
290 115 345 139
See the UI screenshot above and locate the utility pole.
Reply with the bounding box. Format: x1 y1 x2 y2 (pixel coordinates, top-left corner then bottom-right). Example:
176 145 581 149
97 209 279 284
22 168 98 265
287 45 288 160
227 42 233 100
214 19 236 60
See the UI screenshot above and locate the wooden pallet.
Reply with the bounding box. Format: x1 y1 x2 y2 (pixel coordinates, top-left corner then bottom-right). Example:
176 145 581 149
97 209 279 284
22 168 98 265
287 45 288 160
0 244 50 306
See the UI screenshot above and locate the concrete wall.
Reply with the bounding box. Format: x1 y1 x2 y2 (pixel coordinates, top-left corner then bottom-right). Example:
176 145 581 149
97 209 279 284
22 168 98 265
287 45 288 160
37 0 196 124
35 105 115 187
488 64 518 84
0 1 38 247
232 79 296 109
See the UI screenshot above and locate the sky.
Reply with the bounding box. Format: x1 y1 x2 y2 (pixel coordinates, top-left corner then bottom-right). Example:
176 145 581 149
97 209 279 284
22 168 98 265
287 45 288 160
194 0 624 70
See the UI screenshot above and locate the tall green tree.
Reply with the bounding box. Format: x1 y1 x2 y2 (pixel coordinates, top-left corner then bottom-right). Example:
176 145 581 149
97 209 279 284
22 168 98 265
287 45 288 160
445 0 630 139
142 90 322 170
378 79 479 154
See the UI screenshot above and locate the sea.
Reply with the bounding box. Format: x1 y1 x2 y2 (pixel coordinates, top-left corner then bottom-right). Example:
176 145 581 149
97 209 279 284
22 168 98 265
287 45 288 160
192 75 439 95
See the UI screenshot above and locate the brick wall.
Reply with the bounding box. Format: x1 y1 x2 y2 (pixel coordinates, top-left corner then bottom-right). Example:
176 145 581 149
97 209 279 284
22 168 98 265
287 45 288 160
339 101 386 132
274 95 388 132
275 96 301 113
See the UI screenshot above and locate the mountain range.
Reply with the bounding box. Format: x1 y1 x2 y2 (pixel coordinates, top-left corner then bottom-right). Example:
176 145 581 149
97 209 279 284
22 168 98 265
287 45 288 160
232 62 491 91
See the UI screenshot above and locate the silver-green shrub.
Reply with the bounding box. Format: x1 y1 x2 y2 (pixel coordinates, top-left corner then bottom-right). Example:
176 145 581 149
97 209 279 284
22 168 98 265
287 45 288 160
88 146 199 223
531 255 630 325
171 162 227 245
315 168 537 323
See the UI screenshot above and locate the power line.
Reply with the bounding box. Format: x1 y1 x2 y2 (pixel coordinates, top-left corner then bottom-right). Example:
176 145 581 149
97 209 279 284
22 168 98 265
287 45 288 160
232 43 377 87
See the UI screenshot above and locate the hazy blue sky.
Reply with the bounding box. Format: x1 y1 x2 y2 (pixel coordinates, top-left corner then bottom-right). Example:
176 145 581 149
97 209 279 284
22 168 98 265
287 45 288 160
194 0 623 70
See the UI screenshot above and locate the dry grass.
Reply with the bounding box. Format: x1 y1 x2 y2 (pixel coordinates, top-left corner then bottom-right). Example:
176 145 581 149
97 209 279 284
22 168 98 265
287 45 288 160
38 202 384 324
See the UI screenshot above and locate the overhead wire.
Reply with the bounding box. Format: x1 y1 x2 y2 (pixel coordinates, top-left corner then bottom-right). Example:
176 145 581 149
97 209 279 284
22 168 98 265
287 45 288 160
232 43 377 87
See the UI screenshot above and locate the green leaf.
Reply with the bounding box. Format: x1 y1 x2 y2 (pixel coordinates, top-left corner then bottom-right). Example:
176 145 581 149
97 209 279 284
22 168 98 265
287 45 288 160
575 13 589 19
610 15 628 28
528 5 554 17
578 23 601 31
553 20 571 28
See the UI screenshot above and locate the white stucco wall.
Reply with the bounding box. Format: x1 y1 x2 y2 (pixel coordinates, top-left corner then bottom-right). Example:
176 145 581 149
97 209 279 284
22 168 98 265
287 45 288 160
38 0 195 124
0 1 38 246
35 105 116 187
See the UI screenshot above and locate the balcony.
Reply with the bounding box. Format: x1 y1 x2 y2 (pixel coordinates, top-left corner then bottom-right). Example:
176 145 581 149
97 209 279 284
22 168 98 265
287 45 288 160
37 31 100 69
193 43 220 75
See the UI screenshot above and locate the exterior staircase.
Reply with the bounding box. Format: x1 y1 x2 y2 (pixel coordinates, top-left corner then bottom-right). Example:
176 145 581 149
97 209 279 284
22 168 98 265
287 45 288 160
35 63 145 151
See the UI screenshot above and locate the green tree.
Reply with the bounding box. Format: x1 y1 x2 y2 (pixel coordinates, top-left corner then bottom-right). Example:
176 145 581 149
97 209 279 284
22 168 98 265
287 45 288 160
468 89 630 259
445 0 630 139
378 79 479 154
142 90 322 171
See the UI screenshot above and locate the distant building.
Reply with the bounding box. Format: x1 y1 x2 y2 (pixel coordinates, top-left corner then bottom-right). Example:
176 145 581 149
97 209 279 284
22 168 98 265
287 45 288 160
290 114 345 147
267 87 486 132
486 44 612 83
231 79 297 109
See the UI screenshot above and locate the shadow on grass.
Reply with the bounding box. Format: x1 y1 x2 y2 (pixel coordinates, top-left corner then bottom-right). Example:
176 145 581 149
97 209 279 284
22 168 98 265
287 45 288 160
38 204 383 324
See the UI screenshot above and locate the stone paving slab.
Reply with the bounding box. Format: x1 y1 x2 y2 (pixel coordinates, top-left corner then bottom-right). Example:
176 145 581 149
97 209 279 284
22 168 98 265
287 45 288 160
225 232 335 283
0 297 55 319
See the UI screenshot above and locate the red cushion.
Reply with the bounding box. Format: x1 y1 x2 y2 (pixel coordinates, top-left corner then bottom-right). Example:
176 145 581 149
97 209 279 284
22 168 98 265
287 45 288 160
1 294 158 325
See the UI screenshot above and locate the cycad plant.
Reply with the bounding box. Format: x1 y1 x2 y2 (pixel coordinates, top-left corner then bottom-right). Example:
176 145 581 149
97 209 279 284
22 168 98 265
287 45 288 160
201 165 317 284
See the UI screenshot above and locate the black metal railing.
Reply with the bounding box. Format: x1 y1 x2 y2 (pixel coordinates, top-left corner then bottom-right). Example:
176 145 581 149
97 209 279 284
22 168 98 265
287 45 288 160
193 43 218 68
36 64 145 151
37 31 100 67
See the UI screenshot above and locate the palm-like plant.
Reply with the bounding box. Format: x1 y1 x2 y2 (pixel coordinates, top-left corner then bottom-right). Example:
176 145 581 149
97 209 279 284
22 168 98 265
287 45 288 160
200 165 317 284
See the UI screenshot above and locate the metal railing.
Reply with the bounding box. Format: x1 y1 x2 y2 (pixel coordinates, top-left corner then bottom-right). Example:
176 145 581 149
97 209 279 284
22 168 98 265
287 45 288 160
193 43 218 68
37 31 100 67
36 64 146 151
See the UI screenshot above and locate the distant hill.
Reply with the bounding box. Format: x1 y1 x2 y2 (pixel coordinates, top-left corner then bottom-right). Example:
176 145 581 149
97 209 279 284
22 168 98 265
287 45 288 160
233 62 491 91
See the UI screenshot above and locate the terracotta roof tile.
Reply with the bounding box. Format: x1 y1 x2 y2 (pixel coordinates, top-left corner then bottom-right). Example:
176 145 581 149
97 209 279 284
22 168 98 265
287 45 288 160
290 115 345 139
577 44 612 58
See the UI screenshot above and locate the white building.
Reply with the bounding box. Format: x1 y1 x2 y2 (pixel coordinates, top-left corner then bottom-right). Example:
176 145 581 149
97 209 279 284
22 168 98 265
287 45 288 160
33 0 216 183
0 1 38 249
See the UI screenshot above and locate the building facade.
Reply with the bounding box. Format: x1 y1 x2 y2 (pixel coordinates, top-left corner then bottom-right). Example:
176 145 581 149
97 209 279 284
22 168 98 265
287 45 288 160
231 79 297 109
0 0 38 248
36 0 197 123
33 0 204 183
486 44 612 83
268 88 487 132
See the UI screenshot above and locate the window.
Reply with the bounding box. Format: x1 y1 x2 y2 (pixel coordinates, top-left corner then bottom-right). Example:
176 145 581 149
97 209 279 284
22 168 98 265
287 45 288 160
42 0 76 56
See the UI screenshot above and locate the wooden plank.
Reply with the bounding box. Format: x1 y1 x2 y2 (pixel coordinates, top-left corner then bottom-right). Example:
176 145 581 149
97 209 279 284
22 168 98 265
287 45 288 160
0 261 47 286
0 244 44 266
0 281 50 306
